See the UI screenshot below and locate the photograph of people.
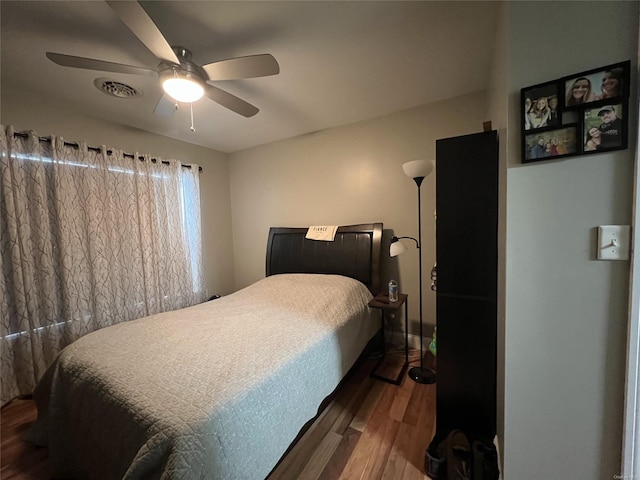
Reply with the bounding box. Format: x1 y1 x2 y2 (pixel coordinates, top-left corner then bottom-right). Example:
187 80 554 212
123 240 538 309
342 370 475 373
584 127 602 151
523 97 532 130
565 77 595 106
528 97 551 129
583 104 623 152
596 105 623 149
522 83 558 131
529 135 547 159
525 127 576 162
595 68 623 100
547 95 560 126
550 136 567 155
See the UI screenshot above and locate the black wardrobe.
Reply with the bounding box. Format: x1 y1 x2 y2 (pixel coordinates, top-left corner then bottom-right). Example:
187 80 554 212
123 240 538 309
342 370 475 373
434 130 498 443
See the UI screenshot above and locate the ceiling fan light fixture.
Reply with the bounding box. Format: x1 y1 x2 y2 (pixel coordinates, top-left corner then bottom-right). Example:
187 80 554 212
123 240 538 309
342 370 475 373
46 3 278 118
162 76 204 103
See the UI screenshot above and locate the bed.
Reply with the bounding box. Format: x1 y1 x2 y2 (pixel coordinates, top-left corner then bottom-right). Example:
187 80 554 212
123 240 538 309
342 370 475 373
28 222 383 479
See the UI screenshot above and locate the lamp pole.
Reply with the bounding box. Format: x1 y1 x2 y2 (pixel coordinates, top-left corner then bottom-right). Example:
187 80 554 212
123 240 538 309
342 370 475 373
408 175 436 384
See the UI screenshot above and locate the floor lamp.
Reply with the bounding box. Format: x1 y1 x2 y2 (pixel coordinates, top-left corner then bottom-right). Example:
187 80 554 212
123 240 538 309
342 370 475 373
390 159 436 385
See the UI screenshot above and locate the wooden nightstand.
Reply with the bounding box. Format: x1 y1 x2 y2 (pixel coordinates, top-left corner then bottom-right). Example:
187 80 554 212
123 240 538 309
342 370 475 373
368 292 409 385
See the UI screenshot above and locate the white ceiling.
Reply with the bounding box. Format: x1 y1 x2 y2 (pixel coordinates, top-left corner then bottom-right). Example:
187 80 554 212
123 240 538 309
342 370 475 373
1 1 500 153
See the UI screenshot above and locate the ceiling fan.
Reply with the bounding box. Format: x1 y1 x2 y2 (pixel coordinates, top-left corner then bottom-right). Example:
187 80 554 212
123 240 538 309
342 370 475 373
45 1 279 118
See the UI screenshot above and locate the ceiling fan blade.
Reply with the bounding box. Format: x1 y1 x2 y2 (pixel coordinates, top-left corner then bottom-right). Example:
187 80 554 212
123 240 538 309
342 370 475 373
46 52 155 76
106 1 179 65
202 54 280 81
154 94 177 116
205 84 259 117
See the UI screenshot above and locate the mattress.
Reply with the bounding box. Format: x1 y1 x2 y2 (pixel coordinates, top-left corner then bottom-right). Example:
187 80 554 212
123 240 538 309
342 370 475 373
28 273 377 479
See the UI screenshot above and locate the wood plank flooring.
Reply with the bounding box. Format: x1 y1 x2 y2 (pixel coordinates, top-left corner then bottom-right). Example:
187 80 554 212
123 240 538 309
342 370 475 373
1 348 436 480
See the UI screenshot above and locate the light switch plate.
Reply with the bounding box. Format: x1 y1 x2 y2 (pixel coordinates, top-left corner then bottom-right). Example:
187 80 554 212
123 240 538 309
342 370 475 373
597 225 631 260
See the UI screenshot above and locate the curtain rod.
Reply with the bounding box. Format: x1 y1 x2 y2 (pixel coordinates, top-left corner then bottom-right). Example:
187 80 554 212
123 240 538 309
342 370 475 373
12 132 202 172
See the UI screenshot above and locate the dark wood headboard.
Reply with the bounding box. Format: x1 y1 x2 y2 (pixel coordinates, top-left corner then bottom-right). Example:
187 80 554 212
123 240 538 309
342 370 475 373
266 223 383 294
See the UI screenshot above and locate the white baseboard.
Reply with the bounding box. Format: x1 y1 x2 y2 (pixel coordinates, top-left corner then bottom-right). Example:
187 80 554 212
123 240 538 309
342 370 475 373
384 329 432 350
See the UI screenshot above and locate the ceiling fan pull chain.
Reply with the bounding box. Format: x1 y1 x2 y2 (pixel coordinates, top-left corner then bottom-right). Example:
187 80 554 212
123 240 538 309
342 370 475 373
190 103 196 133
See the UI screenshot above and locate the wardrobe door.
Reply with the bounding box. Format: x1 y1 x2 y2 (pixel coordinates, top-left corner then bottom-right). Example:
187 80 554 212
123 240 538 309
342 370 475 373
436 295 497 438
435 130 498 440
436 131 498 299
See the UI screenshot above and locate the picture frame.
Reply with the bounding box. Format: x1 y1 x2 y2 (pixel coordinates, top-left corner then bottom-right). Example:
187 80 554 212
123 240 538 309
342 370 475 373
521 80 562 132
562 60 630 109
582 102 627 154
523 124 579 163
520 60 630 164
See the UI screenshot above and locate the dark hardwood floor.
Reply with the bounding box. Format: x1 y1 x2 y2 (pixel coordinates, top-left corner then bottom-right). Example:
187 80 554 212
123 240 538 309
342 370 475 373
1 348 436 480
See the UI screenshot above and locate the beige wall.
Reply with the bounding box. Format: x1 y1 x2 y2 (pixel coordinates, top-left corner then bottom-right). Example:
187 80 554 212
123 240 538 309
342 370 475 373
501 2 638 479
228 91 487 336
1 88 236 296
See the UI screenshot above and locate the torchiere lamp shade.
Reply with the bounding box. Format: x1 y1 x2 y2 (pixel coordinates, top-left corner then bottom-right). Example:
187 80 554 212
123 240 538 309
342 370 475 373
402 159 434 183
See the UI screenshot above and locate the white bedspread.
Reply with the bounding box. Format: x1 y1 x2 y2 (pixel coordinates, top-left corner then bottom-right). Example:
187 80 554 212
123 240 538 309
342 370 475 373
29 274 376 479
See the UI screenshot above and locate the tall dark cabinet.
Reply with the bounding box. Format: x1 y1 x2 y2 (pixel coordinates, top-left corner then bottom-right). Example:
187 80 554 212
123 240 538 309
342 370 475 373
434 130 498 442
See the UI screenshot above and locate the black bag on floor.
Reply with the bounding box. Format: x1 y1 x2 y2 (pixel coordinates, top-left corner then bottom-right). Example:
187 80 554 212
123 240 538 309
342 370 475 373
425 430 499 480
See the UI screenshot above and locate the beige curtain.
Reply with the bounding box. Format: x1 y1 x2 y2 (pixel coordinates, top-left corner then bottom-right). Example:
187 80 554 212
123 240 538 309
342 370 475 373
0 126 206 406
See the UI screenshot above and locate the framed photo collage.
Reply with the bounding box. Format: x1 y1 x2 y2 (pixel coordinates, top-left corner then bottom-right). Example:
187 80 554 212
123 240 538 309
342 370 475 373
521 60 630 164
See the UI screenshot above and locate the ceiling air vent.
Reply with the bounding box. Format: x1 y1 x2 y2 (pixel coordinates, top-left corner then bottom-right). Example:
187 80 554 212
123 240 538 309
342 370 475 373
94 78 142 99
